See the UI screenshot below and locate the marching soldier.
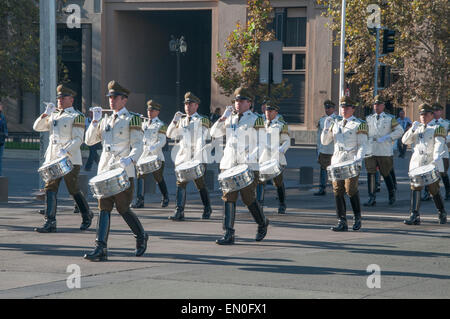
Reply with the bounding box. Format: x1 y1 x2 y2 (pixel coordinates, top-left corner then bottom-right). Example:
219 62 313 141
33 84 93 233
258 102 290 214
210 87 269 244
401 103 447 225
321 96 368 231
315 100 341 196
166 92 212 220
131 99 170 208
364 95 404 206
83 81 148 261
429 103 450 200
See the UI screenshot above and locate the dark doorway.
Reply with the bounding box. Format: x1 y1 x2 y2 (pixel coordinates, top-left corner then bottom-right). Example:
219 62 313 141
115 10 212 124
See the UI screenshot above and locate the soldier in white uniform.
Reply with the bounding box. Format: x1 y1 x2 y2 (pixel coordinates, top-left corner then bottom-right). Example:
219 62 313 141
315 100 341 196
33 85 93 233
401 103 447 225
131 100 169 208
321 96 368 231
427 103 450 200
83 81 148 261
166 92 212 220
258 102 290 214
364 95 404 206
211 87 268 244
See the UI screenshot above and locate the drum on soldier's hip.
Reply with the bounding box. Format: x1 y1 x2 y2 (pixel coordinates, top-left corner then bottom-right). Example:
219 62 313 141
89 168 130 199
218 164 254 194
38 156 74 183
327 159 361 182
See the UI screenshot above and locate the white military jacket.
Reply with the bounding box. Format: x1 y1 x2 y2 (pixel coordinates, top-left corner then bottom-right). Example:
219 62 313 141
366 112 404 157
85 107 143 178
210 110 265 170
429 117 449 159
259 114 290 166
317 113 342 155
138 117 167 162
33 107 85 166
402 123 446 173
166 112 211 166
321 115 368 166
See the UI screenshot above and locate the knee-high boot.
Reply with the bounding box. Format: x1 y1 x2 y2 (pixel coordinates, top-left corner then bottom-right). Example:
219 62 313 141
364 173 376 206
158 180 170 207
169 186 186 221
440 173 450 200
131 177 145 208
34 191 58 233
73 192 94 230
199 187 212 219
277 184 287 214
83 210 110 261
384 174 396 205
349 191 362 231
216 202 236 245
432 192 447 224
121 209 149 256
248 201 269 241
314 168 328 196
331 195 348 231
404 190 421 225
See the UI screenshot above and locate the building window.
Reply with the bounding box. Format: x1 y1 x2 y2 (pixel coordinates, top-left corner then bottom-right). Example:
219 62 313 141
273 7 307 48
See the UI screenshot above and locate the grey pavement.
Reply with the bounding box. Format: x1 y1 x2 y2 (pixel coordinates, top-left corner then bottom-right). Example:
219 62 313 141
0 146 449 299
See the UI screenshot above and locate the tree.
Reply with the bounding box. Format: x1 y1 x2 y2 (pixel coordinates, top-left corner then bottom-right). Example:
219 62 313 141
213 0 291 107
317 0 449 107
0 0 40 100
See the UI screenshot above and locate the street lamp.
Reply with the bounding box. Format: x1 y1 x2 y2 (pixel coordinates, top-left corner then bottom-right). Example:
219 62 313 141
169 35 187 111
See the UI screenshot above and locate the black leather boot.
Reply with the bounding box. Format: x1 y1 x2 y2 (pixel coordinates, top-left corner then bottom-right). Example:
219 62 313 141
84 210 110 262
131 177 145 208
350 191 362 231
384 174 396 205
331 195 348 231
158 180 170 207
121 209 148 256
404 190 421 225
390 169 398 192
199 188 212 219
277 184 287 214
364 173 376 206
35 191 58 233
73 192 94 230
169 186 186 221
421 186 431 201
256 183 265 207
314 168 327 196
248 201 269 241
432 192 447 224
216 202 236 245
440 173 450 200
73 203 80 214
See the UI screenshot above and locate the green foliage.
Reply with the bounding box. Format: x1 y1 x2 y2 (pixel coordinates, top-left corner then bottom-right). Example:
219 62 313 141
317 0 449 107
213 0 292 106
0 0 39 100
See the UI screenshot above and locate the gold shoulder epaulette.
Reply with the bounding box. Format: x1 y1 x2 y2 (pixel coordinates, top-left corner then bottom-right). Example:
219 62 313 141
357 121 369 135
129 115 143 130
73 114 85 128
254 116 265 129
391 117 399 128
158 124 168 134
434 125 447 138
201 117 211 129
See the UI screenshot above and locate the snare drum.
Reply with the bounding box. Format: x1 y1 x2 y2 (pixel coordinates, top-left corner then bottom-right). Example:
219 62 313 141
259 159 283 182
218 164 254 194
38 156 74 183
89 168 130 199
409 164 440 188
327 159 361 181
136 155 162 175
175 160 205 183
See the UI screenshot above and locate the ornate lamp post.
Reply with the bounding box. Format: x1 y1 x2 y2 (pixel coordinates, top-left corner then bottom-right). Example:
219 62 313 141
169 35 187 111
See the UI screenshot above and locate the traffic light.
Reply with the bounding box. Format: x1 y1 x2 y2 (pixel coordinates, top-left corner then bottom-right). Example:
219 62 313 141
382 29 396 54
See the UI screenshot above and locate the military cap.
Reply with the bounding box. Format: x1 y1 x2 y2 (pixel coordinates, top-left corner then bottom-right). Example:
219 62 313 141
419 103 434 114
184 92 201 104
432 102 443 111
373 94 385 104
232 87 253 101
339 96 355 107
324 100 336 108
147 99 161 111
265 102 279 111
56 84 76 98
106 80 130 97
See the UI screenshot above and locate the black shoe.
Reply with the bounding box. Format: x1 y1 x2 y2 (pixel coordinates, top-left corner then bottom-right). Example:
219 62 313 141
331 219 348 231
131 196 144 209
216 202 236 245
314 188 326 196
161 197 169 208
135 233 149 257
364 195 376 207
35 191 57 233
83 246 107 262
332 195 348 231
404 212 420 225
256 219 269 241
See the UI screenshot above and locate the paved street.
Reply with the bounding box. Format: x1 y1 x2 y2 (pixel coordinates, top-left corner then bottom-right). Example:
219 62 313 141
0 147 449 299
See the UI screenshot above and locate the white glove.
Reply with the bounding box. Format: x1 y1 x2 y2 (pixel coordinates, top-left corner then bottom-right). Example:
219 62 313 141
353 155 363 162
411 121 420 131
324 117 332 130
148 145 157 153
119 157 133 168
92 107 103 122
173 111 183 123
57 148 68 158
377 135 390 143
44 102 56 115
222 105 234 120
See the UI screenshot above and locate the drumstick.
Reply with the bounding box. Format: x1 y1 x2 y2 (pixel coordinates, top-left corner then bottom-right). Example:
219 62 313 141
89 107 114 112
